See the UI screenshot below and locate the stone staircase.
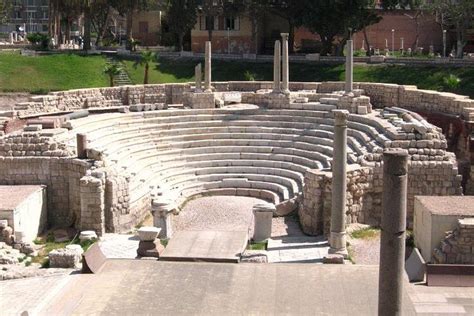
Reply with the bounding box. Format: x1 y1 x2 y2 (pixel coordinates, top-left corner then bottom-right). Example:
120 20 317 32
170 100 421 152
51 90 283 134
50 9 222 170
106 57 132 86
65 107 389 212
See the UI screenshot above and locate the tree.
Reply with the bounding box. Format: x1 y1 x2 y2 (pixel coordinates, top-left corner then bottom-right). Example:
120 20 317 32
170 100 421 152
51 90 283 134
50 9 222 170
301 0 381 56
428 0 474 58
133 50 156 84
0 0 12 25
110 0 152 50
166 0 198 51
90 0 113 46
264 0 306 53
103 64 122 87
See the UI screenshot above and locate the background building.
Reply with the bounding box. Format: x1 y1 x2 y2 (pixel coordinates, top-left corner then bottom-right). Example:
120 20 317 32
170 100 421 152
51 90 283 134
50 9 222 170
0 0 49 34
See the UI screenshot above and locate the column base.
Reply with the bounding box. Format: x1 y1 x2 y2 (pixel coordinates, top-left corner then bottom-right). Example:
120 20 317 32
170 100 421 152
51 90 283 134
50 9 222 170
328 247 349 259
281 89 290 95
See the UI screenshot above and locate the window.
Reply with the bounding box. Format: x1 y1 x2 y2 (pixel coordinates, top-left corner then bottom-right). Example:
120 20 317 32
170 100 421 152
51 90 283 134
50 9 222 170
225 17 239 31
205 16 214 31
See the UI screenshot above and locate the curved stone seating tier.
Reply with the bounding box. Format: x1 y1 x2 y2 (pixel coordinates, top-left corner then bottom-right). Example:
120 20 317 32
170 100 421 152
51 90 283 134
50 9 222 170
63 107 396 210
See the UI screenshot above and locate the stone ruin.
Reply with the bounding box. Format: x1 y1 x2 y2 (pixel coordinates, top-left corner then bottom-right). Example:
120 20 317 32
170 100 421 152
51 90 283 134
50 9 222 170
0 39 473 242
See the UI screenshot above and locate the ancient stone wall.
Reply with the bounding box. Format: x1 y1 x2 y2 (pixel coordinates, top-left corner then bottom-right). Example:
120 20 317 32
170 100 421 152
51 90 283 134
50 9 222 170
0 157 91 228
0 129 72 157
299 160 462 236
433 218 474 264
79 173 106 234
10 82 474 121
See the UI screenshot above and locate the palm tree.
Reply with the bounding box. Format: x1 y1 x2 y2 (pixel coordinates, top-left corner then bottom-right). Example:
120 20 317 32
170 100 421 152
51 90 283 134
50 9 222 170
133 50 156 84
103 64 122 87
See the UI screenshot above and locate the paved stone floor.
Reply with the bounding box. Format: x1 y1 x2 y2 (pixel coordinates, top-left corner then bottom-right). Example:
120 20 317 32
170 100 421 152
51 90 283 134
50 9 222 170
267 236 329 263
0 273 71 315
99 233 140 259
40 261 416 315
2 261 473 315
161 230 248 263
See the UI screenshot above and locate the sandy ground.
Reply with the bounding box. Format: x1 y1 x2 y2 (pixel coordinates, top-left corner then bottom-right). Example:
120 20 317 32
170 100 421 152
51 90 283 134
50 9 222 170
0 93 30 111
347 223 381 265
174 196 309 239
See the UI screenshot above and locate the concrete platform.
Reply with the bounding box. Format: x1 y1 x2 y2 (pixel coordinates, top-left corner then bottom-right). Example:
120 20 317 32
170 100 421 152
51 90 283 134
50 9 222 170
39 260 417 315
160 230 248 263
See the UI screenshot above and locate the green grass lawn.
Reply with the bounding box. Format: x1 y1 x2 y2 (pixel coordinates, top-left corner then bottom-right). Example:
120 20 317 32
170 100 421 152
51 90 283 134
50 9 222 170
1 51 473 97
0 52 109 93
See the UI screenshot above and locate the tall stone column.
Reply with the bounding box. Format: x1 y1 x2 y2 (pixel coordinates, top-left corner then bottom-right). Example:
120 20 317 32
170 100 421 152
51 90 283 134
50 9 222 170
195 63 202 92
204 41 212 92
280 33 290 94
273 40 281 93
378 150 408 316
329 110 349 257
345 40 354 94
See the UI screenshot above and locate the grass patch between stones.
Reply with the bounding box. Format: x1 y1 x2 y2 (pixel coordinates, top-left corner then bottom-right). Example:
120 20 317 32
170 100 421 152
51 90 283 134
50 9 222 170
247 241 267 251
350 227 380 239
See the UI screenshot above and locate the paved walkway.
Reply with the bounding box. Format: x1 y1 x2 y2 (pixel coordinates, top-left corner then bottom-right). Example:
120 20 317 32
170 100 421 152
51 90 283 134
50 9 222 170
99 233 139 259
40 261 416 315
2 261 472 315
0 273 71 315
161 230 248 263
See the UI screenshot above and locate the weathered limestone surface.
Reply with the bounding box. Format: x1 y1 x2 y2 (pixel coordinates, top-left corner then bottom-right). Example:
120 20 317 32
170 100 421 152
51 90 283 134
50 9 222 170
49 244 83 268
433 218 474 264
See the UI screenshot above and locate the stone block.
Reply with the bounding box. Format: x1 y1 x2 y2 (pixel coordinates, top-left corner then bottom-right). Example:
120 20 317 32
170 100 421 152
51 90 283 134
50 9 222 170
49 244 84 268
357 105 368 115
137 240 165 258
253 203 275 242
79 230 98 241
405 248 426 282
137 226 161 241
323 254 345 264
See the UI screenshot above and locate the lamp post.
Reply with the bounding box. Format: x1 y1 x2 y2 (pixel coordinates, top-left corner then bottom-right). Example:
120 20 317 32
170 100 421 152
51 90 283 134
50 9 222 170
443 29 447 58
391 29 395 56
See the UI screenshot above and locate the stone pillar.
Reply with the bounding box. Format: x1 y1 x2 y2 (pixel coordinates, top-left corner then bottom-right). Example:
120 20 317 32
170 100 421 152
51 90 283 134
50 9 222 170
204 41 212 92
252 203 276 242
9 32 14 44
280 33 290 94
378 150 408 316
152 199 175 239
77 133 87 159
329 110 349 257
195 63 202 92
79 173 106 236
273 40 281 94
345 40 353 94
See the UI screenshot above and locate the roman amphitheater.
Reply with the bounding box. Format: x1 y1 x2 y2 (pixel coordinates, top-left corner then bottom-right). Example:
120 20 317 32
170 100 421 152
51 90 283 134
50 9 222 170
0 40 473 259
0 78 471 235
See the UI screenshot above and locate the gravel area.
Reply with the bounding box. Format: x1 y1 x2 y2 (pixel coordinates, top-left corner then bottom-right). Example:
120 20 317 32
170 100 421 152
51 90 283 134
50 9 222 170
174 196 308 238
346 223 381 265
174 196 262 234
